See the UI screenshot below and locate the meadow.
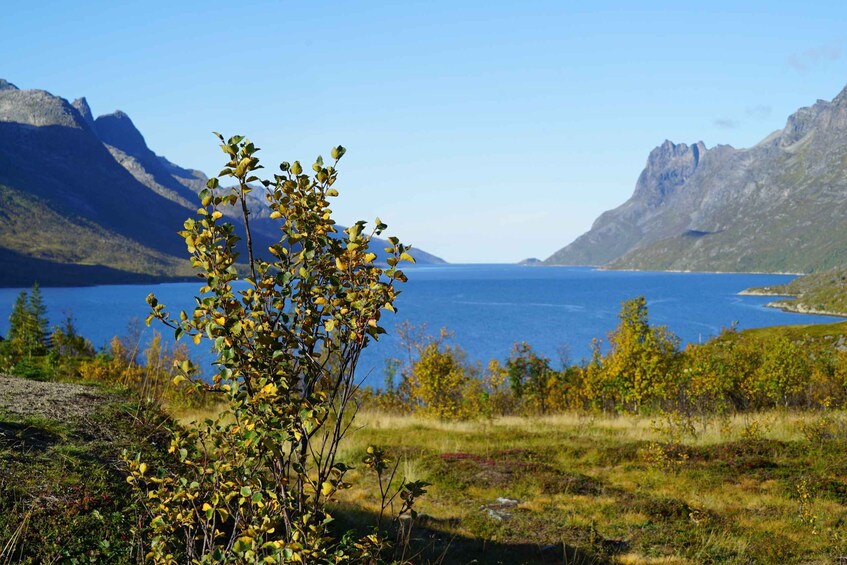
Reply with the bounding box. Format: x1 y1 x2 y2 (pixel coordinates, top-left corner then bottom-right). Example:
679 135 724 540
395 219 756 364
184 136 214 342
332 409 847 564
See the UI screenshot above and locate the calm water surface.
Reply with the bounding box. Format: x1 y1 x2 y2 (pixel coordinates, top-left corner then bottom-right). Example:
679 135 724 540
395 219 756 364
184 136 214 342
0 265 841 387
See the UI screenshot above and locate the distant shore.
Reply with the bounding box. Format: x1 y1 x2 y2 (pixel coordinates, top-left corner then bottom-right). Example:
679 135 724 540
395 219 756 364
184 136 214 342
760 300 847 319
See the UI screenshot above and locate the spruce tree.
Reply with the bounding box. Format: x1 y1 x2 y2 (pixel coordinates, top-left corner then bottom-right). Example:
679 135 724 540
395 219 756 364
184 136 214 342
6 283 50 358
7 290 29 357
27 282 49 355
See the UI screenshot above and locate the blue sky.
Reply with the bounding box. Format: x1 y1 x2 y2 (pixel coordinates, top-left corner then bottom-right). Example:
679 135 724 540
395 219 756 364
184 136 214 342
3 1 847 262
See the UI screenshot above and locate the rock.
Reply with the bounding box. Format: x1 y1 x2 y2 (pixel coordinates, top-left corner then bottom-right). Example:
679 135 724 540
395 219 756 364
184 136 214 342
71 97 95 128
480 497 519 521
545 83 847 273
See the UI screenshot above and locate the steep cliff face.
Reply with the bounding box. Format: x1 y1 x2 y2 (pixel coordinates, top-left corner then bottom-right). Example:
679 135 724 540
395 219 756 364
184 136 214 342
545 140 708 266
546 85 847 273
93 110 201 208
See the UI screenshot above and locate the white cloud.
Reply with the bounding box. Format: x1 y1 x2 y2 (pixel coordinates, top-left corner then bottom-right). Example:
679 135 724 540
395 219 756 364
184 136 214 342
787 42 841 72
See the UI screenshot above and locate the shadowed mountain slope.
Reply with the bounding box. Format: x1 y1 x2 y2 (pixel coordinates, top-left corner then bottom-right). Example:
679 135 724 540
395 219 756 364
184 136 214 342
0 80 443 286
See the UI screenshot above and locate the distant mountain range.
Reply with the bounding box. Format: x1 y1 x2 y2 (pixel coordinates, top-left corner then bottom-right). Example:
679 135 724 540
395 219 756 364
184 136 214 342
546 85 847 274
0 79 444 287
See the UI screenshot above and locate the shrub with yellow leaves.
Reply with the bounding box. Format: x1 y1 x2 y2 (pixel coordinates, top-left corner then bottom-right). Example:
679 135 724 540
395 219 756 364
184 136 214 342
124 135 418 563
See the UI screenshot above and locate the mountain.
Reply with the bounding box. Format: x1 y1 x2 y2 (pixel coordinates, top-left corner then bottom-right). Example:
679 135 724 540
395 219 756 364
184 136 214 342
0 80 443 286
546 86 847 273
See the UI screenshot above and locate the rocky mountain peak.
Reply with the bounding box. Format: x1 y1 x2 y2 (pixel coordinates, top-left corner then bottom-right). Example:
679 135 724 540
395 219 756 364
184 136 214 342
71 97 95 128
545 82 847 273
0 86 87 129
0 79 18 91
634 140 706 206
93 110 150 157
780 99 831 147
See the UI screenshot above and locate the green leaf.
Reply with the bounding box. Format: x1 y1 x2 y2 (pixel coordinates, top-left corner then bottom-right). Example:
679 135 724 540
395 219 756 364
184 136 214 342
331 145 346 160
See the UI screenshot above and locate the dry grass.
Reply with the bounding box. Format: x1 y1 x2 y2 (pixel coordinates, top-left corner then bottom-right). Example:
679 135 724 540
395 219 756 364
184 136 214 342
335 409 847 563
157 401 847 563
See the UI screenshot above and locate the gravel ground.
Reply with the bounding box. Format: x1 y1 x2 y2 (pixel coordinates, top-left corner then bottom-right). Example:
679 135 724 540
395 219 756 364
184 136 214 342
0 374 109 421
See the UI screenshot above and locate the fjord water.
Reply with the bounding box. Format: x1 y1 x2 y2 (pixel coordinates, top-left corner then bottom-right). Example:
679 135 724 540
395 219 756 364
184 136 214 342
0 265 842 387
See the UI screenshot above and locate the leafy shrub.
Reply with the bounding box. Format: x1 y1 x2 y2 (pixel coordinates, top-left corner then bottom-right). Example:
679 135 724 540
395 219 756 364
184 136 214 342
126 136 418 562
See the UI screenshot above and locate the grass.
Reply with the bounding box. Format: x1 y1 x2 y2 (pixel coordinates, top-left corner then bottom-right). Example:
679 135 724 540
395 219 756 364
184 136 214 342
5 374 847 563
327 409 847 564
0 388 173 563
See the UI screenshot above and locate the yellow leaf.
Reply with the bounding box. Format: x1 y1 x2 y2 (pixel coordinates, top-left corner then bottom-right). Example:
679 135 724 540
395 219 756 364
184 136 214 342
139 463 147 475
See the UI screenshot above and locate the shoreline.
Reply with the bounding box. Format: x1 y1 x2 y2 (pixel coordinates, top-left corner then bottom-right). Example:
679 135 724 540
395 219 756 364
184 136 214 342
736 288 794 297
762 300 847 319
539 263 808 276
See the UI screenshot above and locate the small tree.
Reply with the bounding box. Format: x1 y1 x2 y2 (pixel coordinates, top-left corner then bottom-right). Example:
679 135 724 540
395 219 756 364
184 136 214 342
408 340 472 420
7 291 29 357
51 312 95 359
384 325 489 420
7 283 50 359
126 136 419 562
755 336 810 408
596 297 680 413
506 342 558 414
27 282 49 354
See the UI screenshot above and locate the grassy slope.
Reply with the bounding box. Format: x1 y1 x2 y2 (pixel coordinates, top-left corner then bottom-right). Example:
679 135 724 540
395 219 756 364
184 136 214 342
743 266 847 316
0 183 195 286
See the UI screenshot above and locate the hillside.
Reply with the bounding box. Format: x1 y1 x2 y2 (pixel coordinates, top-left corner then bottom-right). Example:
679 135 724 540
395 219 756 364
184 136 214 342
742 266 847 316
546 85 847 273
0 80 444 286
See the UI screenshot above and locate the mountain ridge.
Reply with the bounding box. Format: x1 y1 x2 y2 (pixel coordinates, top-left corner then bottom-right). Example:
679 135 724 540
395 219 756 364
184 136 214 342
546 84 847 273
0 80 444 286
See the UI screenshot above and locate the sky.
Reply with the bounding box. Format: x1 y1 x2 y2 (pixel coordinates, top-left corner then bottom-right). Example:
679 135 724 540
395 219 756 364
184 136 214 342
3 1 847 263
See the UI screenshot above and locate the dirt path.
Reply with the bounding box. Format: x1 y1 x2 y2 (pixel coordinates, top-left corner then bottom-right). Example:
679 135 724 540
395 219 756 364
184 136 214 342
0 374 109 421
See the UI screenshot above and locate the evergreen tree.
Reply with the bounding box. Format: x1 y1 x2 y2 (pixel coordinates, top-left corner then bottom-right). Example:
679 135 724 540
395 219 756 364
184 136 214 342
6 283 50 358
7 290 29 357
27 282 49 355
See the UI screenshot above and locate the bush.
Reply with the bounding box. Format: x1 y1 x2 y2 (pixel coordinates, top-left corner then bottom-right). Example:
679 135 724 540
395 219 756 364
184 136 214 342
126 136 418 562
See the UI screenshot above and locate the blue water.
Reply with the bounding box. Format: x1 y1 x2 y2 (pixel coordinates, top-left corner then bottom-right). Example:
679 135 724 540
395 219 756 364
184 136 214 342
0 265 842 387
